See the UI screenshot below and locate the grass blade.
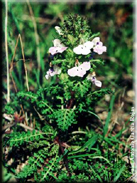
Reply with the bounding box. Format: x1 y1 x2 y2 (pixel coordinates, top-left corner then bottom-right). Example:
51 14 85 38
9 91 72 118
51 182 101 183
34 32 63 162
113 164 125 182
69 134 98 155
103 94 115 137
90 165 103 182
85 110 103 123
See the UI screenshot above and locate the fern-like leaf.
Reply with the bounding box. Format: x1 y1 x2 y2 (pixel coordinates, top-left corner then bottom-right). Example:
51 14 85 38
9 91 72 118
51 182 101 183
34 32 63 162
50 109 77 131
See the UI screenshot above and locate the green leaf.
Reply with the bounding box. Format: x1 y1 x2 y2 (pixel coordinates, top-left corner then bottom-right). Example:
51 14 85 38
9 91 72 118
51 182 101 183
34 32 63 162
90 32 100 39
51 109 77 131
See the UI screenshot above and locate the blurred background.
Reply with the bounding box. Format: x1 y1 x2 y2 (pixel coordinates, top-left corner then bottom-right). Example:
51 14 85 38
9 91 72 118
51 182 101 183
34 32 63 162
2 1 133 134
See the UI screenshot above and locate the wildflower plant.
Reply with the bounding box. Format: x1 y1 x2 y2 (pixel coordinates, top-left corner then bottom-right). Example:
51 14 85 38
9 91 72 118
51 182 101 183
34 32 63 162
3 14 131 182
45 14 108 121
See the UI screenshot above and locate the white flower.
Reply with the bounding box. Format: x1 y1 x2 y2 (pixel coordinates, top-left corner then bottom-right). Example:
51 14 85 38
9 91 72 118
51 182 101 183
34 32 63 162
73 41 93 55
68 62 91 77
45 65 61 80
87 73 102 87
55 26 63 35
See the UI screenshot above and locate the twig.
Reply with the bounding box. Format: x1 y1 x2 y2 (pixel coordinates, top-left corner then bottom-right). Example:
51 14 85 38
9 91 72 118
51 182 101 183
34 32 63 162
10 35 20 92
71 131 87 135
5 0 10 102
9 34 29 92
26 0 41 70
2 122 16 134
22 15 52 24
2 122 53 138
2 119 44 137
19 34 29 91
19 123 42 132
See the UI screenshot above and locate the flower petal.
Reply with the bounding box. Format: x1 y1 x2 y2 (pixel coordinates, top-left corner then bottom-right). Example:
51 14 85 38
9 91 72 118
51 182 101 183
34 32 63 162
45 74 49 80
45 65 61 79
92 37 100 46
87 74 92 80
49 46 67 55
102 46 107 52
53 39 64 47
55 26 63 35
50 71 56 76
81 62 91 71
95 80 102 87
68 62 90 77
84 41 93 49
93 45 107 55
73 42 92 55
68 67 79 77
81 48 91 55
53 65 61 74
49 47 58 55
77 69 86 77
73 45 83 54
58 47 68 53
45 70 51 79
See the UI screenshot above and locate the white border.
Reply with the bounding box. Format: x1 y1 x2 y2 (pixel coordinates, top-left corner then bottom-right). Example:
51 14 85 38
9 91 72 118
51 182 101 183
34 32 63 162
2 0 137 181
134 0 137 181
0 0 134 3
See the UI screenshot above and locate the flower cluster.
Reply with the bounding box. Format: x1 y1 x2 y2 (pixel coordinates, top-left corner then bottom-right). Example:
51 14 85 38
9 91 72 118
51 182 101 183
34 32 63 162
45 25 106 87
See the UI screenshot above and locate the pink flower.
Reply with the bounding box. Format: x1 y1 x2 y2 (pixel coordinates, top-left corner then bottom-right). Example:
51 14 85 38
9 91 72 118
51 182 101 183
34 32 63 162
45 65 61 80
68 62 91 77
93 42 107 55
49 39 67 55
68 66 86 77
92 37 107 55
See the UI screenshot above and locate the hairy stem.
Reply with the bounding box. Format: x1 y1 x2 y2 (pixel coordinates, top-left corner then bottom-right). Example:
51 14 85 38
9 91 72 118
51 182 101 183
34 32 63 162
66 91 75 109
55 136 71 176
